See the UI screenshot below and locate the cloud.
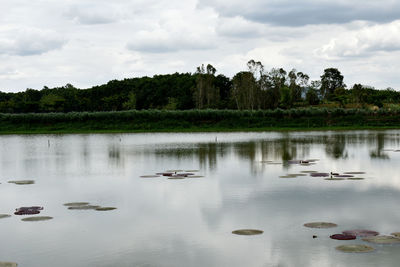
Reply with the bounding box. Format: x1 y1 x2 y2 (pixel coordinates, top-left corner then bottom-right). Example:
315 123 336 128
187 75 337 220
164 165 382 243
316 20 400 59
198 0 400 26
65 5 119 25
0 27 66 56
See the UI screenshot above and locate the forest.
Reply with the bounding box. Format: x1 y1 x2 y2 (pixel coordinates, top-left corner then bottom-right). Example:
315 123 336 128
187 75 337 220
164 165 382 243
0 60 399 114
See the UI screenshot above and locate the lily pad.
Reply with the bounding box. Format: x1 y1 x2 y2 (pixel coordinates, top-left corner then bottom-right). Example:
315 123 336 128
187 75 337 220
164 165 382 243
185 170 199 172
63 202 90 207
343 172 366 175
300 171 318 173
334 175 354 178
288 173 307 176
0 262 18 267
68 205 100 210
156 172 173 176
347 177 365 180
305 159 320 162
330 234 356 240
279 175 298 178
139 175 160 178
95 207 117 211
391 232 400 238
0 214 11 219
342 229 379 237
14 206 43 215
21 216 53 222
336 244 374 253
168 177 185 180
362 235 400 244
310 173 330 177
166 169 184 172
325 178 345 181
8 180 35 185
186 175 204 178
304 222 337 228
232 229 263 235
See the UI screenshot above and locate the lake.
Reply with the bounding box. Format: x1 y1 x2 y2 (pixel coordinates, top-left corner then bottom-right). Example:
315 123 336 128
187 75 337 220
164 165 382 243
1 130 400 266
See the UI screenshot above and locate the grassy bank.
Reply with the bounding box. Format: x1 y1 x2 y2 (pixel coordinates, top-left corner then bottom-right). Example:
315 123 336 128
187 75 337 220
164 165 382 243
1 108 400 134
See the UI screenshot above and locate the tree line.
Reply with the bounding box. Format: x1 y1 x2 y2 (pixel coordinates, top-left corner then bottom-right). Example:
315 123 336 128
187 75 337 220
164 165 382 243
0 60 399 113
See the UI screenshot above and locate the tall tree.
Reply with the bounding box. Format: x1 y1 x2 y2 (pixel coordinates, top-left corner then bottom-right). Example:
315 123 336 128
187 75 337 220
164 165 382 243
194 64 218 109
320 68 346 100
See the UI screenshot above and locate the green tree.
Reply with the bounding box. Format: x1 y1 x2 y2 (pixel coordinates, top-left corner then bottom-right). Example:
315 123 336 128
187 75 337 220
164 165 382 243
122 92 137 110
320 68 346 100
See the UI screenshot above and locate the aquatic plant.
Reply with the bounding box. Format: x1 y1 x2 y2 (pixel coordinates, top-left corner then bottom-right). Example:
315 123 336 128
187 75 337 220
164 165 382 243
334 175 354 178
279 175 298 178
362 235 400 244
310 173 329 177
343 172 366 174
347 177 365 180
184 170 199 172
14 206 43 215
232 229 263 235
63 202 90 207
336 244 374 253
166 169 184 172
8 180 35 185
139 175 160 178
330 234 356 240
186 175 204 178
21 216 53 222
303 222 337 228
95 207 117 211
300 171 318 173
0 261 18 267
167 177 185 180
324 178 345 181
0 214 11 219
68 205 100 210
342 229 379 237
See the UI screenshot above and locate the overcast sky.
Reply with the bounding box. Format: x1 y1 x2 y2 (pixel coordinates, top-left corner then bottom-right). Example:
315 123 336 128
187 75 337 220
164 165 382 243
1 0 400 92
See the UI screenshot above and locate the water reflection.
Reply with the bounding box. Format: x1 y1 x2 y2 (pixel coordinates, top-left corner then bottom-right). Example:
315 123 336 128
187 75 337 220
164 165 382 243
1 130 400 267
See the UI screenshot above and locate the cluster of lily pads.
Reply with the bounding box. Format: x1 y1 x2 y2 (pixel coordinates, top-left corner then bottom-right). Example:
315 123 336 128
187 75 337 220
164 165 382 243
140 169 204 179
64 202 117 211
279 171 366 180
0 206 53 222
304 221 400 252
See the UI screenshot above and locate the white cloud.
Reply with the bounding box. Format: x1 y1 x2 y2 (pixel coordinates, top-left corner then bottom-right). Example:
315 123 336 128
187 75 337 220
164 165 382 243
0 26 66 56
316 20 400 59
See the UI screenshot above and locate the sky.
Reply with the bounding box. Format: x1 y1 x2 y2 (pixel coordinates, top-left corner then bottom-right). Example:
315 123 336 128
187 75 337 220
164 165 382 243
1 0 400 92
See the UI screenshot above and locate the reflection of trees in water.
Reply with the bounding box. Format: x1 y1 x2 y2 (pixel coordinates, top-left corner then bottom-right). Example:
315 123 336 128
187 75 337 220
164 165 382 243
369 133 389 159
108 145 123 166
324 135 348 159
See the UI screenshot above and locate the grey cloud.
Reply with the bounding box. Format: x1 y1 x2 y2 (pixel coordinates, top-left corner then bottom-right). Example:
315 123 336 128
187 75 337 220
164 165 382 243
65 6 118 25
198 0 400 26
0 27 66 56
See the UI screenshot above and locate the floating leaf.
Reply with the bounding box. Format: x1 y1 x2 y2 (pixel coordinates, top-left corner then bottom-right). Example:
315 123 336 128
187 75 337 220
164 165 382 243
186 175 204 178
232 229 263 235
305 159 320 162
347 177 365 180
391 232 400 238
279 175 298 178
8 180 35 185
336 244 374 253
362 235 400 244
21 216 53 222
300 171 318 173
343 172 366 175
168 177 185 180
0 214 11 219
185 170 199 172
310 173 330 177
68 205 100 210
139 175 160 178
324 178 345 181
156 172 173 176
287 173 307 176
334 175 354 178
14 206 43 215
95 207 117 211
330 234 356 240
342 229 379 237
304 222 337 228
0 262 18 267
63 202 90 207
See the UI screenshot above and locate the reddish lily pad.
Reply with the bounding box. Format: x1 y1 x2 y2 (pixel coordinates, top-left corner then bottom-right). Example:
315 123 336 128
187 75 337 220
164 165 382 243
362 235 400 244
156 172 174 176
14 206 43 215
304 222 337 228
336 244 374 253
342 229 379 237
330 234 356 240
232 229 263 235
310 173 330 177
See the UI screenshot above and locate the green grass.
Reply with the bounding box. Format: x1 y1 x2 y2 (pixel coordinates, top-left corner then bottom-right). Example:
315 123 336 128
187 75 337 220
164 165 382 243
0 108 400 134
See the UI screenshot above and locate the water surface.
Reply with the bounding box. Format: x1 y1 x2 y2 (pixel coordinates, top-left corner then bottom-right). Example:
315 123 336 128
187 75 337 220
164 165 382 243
1 130 400 266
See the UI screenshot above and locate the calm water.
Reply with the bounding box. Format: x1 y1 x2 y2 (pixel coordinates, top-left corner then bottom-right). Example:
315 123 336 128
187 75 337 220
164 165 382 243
1 130 400 267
